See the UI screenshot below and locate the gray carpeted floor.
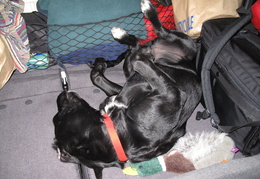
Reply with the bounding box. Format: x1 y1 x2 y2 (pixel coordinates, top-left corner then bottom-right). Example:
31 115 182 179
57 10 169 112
1 63 259 179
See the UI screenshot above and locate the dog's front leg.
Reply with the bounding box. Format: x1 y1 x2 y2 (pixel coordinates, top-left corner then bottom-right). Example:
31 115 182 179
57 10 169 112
105 50 128 68
91 58 122 96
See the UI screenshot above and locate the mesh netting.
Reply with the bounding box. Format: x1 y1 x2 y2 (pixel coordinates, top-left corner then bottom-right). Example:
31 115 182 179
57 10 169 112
25 18 51 70
48 12 146 65
26 3 175 70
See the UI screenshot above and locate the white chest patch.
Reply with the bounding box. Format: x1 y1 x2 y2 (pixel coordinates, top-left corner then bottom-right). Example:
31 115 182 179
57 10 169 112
102 95 128 115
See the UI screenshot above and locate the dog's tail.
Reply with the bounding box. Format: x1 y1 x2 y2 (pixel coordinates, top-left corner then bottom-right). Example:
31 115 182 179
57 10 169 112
141 0 168 38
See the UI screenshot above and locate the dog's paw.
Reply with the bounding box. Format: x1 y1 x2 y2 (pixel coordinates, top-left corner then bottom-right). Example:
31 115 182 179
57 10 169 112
141 0 157 20
141 0 152 14
111 27 127 40
87 61 95 68
92 58 107 72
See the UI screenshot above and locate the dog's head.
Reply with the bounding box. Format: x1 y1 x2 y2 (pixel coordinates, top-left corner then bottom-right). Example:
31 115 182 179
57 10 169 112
53 91 121 168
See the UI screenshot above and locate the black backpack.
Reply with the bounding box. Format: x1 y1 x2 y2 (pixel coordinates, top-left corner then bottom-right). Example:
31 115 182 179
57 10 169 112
196 0 260 156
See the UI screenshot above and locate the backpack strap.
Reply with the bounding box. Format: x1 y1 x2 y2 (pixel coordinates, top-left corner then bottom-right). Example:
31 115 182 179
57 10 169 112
219 121 260 133
200 7 252 125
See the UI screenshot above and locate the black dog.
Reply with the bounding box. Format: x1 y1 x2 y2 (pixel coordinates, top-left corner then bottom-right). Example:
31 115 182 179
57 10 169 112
53 0 202 178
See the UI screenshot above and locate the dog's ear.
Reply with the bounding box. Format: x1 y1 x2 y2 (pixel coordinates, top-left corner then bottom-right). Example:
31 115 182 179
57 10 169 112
71 138 111 161
53 113 61 128
67 143 95 163
58 138 88 157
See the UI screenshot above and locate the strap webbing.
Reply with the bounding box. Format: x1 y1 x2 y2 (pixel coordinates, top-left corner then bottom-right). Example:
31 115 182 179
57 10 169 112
201 8 252 124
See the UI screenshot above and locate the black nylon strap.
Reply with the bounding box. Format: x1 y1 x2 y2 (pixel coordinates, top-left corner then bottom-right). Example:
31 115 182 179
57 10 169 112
219 121 260 133
201 8 252 124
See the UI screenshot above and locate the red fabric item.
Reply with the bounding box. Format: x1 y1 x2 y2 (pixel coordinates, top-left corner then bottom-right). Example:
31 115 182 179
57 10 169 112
103 114 128 162
140 0 175 44
251 0 260 32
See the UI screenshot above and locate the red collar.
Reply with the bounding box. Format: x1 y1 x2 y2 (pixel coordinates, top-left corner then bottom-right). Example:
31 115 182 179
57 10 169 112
102 114 128 162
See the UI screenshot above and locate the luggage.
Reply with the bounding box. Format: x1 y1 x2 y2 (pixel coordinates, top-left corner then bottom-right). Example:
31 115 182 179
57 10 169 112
196 1 260 156
21 12 48 54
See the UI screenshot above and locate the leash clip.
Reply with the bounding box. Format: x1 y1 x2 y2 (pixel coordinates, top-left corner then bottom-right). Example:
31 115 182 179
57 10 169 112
60 70 69 91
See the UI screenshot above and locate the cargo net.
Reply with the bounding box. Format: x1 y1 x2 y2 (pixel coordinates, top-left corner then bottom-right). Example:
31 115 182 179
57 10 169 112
27 3 175 70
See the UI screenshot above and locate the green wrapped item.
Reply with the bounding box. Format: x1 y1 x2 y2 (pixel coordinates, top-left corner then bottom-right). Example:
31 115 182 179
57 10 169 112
27 53 49 70
123 132 236 177
130 157 164 177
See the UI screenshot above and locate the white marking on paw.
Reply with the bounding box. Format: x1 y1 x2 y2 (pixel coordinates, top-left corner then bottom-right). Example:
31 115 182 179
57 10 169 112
141 0 151 14
111 27 127 40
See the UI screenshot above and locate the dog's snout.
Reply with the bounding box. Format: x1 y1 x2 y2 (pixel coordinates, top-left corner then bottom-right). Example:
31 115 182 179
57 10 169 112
68 91 80 98
59 91 80 102
67 92 84 105
57 91 83 111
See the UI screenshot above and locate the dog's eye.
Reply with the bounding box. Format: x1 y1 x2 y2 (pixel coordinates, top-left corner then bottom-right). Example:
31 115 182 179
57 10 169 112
61 152 70 157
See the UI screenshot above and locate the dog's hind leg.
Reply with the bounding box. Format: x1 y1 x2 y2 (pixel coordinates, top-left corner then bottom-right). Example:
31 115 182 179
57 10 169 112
105 50 127 68
91 58 122 96
141 0 168 37
141 0 196 61
131 53 184 99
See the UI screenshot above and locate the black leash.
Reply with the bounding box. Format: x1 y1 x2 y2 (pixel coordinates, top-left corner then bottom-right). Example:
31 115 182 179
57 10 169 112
57 59 69 91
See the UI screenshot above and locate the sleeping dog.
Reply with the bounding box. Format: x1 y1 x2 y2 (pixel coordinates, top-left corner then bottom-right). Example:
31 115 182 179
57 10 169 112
53 0 202 178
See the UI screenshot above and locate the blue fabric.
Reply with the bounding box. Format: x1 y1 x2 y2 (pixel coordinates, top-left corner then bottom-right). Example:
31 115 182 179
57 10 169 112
55 42 128 64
